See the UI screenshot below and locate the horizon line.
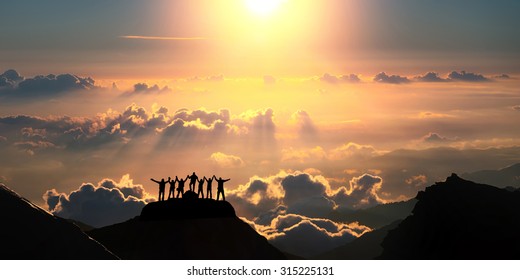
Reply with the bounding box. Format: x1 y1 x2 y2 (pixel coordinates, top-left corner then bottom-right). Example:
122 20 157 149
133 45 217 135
119 35 206 41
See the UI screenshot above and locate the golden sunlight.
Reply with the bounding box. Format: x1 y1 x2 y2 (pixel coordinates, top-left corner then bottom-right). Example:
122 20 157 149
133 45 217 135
244 0 286 17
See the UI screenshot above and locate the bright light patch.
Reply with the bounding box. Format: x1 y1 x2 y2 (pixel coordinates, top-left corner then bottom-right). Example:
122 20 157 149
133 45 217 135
245 0 286 16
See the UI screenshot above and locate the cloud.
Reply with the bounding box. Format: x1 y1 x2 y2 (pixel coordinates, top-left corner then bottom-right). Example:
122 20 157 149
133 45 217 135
0 69 98 98
209 152 245 168
447 71 489 82
263 75 276 85
229 170 388 224
415 72 448 82
0 104 279 152
319 73 360 84
0 69 24 88
329 142 382 161
405 175 428 188
373 72 410 84
495 74 511 79
119 35 205 40
187 75 224 82
421 132 458 143
332 173 386 209
292 110 318 142
422 132 449 142
281 146 327 163
244 214 370 258
125 83 171 95
43 174 154 228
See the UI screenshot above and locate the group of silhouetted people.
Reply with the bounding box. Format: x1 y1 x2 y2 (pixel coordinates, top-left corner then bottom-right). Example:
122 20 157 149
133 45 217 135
151 172 230 202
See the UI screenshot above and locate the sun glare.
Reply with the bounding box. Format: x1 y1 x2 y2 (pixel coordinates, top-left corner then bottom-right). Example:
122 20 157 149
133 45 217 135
245 0 286 17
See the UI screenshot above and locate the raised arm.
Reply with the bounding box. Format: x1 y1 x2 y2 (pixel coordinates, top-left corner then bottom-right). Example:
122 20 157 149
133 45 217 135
223 178 231 183
150 178 160 183
167 177 171 183
212 175 217 180
175 176 179 182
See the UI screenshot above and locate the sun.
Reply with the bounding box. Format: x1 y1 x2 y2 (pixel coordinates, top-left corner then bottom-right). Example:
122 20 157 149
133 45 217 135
245 0 286 17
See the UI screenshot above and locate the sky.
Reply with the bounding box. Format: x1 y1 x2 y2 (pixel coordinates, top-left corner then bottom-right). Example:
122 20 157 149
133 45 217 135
1 0 520 257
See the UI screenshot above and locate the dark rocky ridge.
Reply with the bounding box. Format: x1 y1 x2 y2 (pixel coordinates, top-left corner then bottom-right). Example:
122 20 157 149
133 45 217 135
0 184 117 259
140 191 235 221
380 174 520 259
88 192 286 259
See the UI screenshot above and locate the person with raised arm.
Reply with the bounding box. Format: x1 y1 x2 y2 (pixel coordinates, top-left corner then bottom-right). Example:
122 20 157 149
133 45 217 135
196 176 206 198
150 177 166 201
187 172 198 192
175 175 188 198
215 176 230 201
205 175 215 199
166 176 176 199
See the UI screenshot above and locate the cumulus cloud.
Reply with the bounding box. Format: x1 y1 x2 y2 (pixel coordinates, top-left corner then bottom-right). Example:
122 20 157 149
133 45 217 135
495 74 511 79
209 152 245 168
125 83 170 95
0 69 24 88
244 214 370 258
292 110 318 142
332 174 386 209
447 71 489 82
415 72 448 82
229 170 388 225
422 132 448 142
0 104 279 152
319 73 360 84
43 174 154 228
421 132 458 143
373 72 410 84
0 69 98 98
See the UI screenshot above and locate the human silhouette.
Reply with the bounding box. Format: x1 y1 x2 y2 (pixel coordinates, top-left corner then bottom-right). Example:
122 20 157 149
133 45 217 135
215 177 230 201
150 178 166 201
205 176 215 199
175 176 188 198
166 177 176 199
196 177 206 198
188 172 198 192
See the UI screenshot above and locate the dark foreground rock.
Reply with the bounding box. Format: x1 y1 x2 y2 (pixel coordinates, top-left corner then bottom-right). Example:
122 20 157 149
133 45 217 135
140 192 235 221
380 174 520 259
0 184 117 260
88 194 286 260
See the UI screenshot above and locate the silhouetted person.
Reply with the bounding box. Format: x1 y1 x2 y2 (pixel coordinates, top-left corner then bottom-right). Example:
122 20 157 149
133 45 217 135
196 177 206 198
150 178 166 201
166 177 176 199
206 176 215 199
188 172 198 191
215 177 230 201
176 176 188 198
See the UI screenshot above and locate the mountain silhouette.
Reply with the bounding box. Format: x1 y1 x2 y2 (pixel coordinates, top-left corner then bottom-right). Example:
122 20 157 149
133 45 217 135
88 197 286 259
462 163 520 188
380 174 520 259
0 184 117 259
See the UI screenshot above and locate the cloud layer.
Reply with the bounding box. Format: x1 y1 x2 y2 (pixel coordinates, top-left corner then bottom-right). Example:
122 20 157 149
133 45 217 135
0 69 98 98
43 174 154 228
243 214 369 258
